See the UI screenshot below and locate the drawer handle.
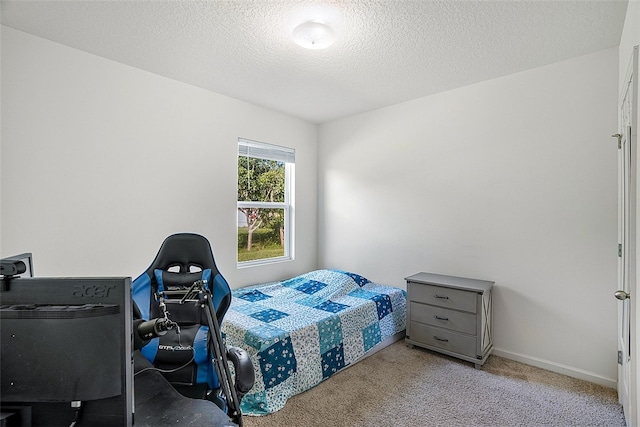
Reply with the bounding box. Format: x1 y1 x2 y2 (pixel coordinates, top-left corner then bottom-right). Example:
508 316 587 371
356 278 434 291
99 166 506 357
434 315 449 321
434 295 449 300
434 336 449 342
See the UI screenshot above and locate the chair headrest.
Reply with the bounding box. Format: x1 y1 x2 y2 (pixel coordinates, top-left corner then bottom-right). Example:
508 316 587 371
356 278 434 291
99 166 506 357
146 233 218 275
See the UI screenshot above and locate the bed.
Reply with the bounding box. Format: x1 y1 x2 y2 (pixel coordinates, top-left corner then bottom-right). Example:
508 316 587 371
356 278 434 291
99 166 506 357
221 269 407 415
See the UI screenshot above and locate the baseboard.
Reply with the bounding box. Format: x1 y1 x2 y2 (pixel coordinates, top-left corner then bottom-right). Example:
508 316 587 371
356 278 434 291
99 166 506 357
492 347 617 389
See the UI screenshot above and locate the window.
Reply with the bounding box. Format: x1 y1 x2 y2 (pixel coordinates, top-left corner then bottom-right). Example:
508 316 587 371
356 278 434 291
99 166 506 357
237 138 294 266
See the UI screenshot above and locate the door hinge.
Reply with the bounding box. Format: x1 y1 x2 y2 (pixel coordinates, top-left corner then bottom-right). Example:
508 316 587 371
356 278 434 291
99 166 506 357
618 350 623 365
619 244 623 257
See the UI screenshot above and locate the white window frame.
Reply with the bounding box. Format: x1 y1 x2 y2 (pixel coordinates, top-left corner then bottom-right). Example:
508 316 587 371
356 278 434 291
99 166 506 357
237 138 294 268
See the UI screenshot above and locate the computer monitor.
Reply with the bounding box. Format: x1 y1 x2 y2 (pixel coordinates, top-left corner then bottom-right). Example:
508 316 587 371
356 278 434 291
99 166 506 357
0 276 133 427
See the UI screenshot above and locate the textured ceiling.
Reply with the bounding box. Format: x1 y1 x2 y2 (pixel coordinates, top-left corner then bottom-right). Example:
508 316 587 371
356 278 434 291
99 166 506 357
0 0 629 123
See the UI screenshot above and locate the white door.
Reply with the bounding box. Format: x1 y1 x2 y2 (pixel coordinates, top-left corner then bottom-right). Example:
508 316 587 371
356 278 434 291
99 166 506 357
617 45 638 427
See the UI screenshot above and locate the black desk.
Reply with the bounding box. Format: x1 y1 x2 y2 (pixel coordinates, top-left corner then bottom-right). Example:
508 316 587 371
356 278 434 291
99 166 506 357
133 352 237 427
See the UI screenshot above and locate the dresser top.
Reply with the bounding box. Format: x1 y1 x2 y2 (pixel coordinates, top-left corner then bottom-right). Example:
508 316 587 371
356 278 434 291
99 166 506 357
405 272 494 292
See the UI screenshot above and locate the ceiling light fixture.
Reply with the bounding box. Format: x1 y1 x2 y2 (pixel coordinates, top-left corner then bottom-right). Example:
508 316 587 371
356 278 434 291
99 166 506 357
292 20 335 50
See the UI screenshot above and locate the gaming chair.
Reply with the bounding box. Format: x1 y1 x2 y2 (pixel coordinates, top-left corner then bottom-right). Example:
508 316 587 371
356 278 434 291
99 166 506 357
132 233 253 422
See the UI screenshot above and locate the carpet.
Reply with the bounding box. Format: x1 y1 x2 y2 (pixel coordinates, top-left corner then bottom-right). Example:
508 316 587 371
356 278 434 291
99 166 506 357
242 340 625 426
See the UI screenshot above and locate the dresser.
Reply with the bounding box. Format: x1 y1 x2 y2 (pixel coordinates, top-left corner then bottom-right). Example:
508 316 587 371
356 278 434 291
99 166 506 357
405 272 493 368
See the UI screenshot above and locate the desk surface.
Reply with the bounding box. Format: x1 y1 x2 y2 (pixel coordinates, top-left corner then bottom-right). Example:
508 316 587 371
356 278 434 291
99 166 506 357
134 352 237 427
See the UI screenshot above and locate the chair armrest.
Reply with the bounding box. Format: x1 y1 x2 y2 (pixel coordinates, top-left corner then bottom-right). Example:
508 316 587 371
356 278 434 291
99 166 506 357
226 346 255 402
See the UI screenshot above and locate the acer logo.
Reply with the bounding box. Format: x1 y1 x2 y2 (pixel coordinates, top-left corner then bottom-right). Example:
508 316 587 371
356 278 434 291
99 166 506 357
73 284 116 298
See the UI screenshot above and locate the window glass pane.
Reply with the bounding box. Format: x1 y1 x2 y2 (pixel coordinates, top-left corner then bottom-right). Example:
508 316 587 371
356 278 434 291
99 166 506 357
238 157 285 203
237 208 286 262
237 138 293 266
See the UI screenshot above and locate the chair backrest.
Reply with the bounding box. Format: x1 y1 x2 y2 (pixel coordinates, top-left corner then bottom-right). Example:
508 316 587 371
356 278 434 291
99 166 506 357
132 233 231 392
133 233 231 322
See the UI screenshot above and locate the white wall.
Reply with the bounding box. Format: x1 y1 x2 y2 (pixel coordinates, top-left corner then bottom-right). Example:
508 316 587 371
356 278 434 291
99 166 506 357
619 0 640 423
0 26 318 288
318 48 619 385
0 24 3 245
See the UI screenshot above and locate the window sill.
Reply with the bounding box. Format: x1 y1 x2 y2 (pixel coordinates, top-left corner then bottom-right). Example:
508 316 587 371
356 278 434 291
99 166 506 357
236 256 292 269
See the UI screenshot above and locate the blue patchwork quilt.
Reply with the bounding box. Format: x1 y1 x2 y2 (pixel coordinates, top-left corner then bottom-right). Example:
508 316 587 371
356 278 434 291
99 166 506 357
221 269 407 415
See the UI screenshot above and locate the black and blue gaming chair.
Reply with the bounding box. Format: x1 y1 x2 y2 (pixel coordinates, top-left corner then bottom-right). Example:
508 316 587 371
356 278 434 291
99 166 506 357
131 233 248 406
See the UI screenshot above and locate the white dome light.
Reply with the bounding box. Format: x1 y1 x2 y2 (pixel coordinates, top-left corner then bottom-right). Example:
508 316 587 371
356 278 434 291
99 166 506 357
292 21 335 50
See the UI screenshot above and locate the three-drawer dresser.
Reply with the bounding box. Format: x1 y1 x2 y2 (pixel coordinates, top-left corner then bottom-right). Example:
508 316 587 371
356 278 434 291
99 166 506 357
405 272 494 368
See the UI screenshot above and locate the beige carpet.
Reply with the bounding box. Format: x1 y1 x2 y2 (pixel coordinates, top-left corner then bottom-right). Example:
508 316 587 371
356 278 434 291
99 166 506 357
242 341 625 427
